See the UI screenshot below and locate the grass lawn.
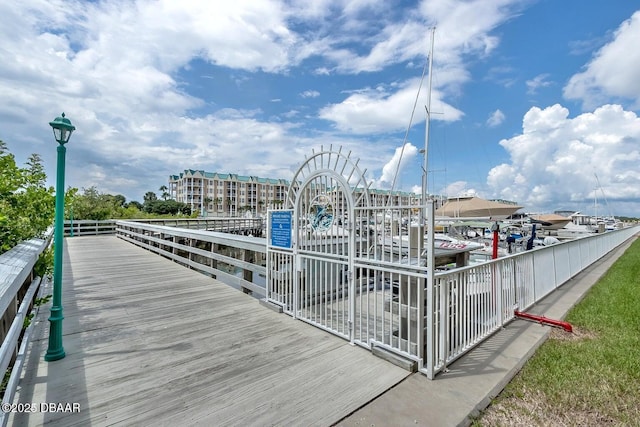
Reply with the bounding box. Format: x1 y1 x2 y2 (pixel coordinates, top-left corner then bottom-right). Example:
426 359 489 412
473 237 640 426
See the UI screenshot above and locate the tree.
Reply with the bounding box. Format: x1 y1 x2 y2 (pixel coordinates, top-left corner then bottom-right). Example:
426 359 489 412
126 200 143 210
66 187 135 220
143 191 158 213
111 194 126 207
144 199 192 216
144 191 158 204
0 141 55 254
159 185 170 201
69 186 113 220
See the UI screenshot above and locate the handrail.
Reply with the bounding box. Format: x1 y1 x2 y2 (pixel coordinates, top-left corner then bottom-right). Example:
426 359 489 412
422 225 640 378
0 275 49 427
64 219 117 236
0 276 43 377
64 218 264 237
116 221 267 297
0 232 52 408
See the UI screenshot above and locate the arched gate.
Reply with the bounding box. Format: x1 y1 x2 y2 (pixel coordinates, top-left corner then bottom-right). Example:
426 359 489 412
266 146 425 362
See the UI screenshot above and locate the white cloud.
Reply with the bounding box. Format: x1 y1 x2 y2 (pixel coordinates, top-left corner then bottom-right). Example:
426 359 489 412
485 66 518 88
3 0 637 218
526 74 552 95
487 104 640 214
319 79 464 134
564 11 640 110
301 90 320 98
438 182 478 199
487 109 505 127
312 0 525 134
282 110 300 118
374 143 419 189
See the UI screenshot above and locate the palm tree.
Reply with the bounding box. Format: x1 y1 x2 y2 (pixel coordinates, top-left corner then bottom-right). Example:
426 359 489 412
143 191 158 204
226 197 233 216
159 185 170 200
203 197 212 215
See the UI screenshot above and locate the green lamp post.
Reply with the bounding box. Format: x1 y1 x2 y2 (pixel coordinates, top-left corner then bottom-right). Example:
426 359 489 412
45 112 75 362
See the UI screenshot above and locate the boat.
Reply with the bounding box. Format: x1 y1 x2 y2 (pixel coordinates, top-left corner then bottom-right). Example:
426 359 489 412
529 213 572 230
435 196 523 220
374 227 484 268
386 231 484 256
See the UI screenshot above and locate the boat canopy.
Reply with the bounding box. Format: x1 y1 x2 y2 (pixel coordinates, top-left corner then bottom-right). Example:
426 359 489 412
436 196 522 219
531 213 572 222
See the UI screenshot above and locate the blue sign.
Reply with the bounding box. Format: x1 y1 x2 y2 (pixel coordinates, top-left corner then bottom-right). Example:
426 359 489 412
270 211 292 248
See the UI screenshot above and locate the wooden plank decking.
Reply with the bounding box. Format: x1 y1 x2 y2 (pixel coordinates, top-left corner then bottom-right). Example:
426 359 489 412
9 236 409 426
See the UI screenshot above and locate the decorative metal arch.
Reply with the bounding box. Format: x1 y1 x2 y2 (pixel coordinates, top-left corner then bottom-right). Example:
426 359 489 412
266 145 425 364
285 145 372 210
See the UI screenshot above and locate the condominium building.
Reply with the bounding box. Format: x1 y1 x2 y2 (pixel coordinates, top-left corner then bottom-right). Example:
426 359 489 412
169 169 420 217
169 170 290 217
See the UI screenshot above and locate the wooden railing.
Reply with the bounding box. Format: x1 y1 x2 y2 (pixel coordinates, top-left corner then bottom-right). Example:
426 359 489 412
64 218 264 237
116 221 267 297
134 218 264 235
0 232 52 417
64 220 117 236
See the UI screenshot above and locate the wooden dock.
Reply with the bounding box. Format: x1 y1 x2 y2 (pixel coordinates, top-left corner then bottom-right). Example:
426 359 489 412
9 236 409 426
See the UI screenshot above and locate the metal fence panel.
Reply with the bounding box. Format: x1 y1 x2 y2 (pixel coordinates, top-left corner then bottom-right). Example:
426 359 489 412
422 225 639 378
553 244 572 285
533 249 558 299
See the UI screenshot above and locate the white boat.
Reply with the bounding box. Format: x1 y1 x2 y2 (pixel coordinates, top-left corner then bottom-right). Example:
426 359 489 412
436 197 523 220
375 229 484 267
432 233 485 256
529 213 572 230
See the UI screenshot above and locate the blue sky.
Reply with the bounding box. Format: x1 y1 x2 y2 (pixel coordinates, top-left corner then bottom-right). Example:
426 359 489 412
2 0 640 216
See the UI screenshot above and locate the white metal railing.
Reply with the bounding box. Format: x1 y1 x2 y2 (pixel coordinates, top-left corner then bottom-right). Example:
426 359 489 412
116 221 267 297
266 203 427 363
351 204 427 362
0 233 52 424
422 225 640 378
266 248 295 314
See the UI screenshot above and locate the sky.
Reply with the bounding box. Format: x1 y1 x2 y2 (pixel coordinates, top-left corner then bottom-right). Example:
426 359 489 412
2 0 640 217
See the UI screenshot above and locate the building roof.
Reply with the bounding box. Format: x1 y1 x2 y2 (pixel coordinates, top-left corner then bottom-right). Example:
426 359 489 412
169 170 291 185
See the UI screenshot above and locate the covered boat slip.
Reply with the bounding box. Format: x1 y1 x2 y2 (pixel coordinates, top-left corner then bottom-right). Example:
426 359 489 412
435 196 523 219
9 236 409 426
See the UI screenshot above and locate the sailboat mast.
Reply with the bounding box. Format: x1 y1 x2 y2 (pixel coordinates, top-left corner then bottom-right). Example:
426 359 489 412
422 27 435 221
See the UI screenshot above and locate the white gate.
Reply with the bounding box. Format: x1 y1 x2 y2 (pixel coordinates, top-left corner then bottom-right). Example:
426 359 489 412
266 146 424 363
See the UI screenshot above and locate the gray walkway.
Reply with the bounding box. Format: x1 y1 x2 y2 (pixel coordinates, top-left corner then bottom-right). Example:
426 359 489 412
9 236 409 426
336 235 638 427
10 234 636 426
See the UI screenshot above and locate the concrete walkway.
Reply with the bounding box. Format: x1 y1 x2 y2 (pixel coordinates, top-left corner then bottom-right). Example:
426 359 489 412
336 235 637 427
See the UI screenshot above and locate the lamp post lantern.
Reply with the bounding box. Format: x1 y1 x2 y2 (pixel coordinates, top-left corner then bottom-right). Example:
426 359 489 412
45 112 75 362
